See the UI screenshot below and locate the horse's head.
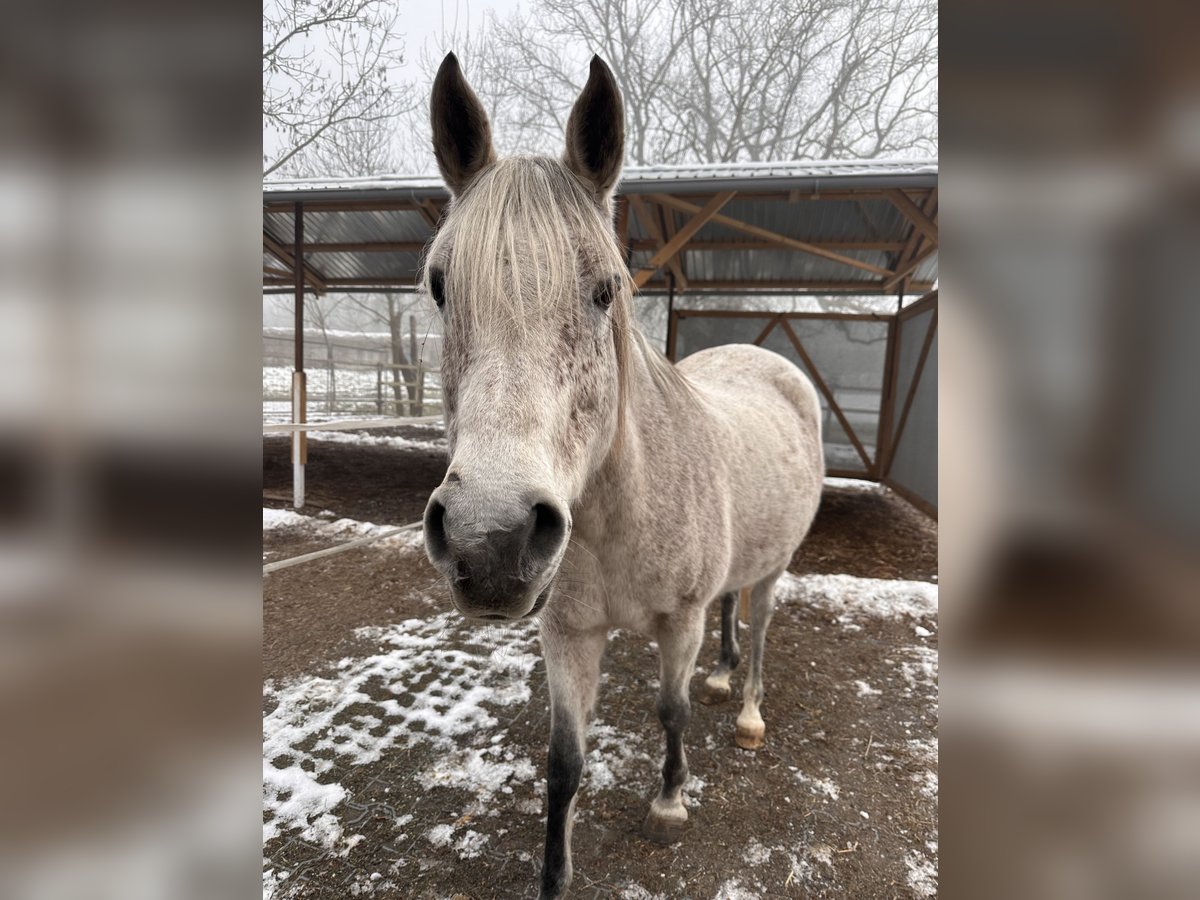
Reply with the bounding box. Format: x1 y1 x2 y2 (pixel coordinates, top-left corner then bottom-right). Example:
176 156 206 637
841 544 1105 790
421 53 629 621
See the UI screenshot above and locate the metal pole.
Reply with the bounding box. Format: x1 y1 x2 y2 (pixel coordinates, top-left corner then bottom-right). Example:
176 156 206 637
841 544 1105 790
292 201 307 508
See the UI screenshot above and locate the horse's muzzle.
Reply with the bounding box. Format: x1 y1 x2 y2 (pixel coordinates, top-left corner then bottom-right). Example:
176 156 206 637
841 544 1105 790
423 480 569 620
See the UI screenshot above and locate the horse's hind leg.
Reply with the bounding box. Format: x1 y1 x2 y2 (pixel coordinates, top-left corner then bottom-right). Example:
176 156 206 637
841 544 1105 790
643 612 705 845
735 571 783 751
699 592 741 704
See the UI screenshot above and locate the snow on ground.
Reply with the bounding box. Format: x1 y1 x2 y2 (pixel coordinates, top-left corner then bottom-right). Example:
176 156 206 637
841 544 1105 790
263 611 541 849
822 476 883 491
305 429 446 454
262 507 424 547
777 571 938 623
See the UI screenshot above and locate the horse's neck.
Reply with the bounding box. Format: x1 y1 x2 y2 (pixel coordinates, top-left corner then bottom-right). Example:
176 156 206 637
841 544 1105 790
575 333 688 532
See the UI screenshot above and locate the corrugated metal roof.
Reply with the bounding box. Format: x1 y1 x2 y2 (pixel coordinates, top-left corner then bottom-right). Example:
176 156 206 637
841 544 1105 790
263 159 937 295
264 158 936 201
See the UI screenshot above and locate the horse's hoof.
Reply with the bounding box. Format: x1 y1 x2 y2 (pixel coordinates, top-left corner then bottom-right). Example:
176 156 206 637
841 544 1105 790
643 810 687 844
698 678 731 705
735 721 765 750
643 800 688 844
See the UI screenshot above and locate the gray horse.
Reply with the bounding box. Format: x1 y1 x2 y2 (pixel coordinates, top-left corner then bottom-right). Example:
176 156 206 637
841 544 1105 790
421 53 824 899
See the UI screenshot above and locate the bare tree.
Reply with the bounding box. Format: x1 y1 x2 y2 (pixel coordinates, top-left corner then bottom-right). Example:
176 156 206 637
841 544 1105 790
416 0 936 165
263 0 412 176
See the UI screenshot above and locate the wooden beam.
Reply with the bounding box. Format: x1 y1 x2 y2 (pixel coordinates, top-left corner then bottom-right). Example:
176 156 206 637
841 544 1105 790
655 200 690 291
265 199 442 213
632 191 735 288
264 231 327 292
885 189 938 245
676 309 890 322
889 189 938 291
882 243 938 291
897 288 938 322
636 279 934 293
875 315 901 477
629 195 688 292
629 238 906 252
417 200 442 230
652 194 894 278
882 475 937 519
779 319 873 471
751 315 783 345
296 277 935 295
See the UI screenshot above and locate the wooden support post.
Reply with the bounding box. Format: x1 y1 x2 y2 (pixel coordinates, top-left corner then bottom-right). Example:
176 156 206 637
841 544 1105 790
666 310 680 362
326 358 335 413
739 586 751 623
665 273 676 355
376 362 383 414
884 307 938 478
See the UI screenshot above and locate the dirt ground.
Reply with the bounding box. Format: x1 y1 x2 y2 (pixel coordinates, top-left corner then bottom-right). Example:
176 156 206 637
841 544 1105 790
263 431 938 899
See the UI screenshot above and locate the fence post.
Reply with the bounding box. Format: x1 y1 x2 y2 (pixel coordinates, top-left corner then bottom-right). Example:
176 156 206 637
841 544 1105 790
376 362 383 414
409 314 422 417
327 357 335 413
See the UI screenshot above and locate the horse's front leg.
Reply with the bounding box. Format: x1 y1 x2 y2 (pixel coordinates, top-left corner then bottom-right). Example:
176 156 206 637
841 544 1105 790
643 612 706 844
539 625 606 900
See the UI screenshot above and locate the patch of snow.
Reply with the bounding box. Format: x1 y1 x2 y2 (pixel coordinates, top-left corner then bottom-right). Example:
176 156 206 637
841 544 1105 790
795 772 840 800
262 508 311 530
426 823 455 847
854 680 882 697
914 624 933 637
776 572 938 622
583 722 656 794
261 758 346 846
905 849 938 897
307 429 447 454
743 837 773 865
418 747 536 807
714 878 762 900
261 507 425 550
808 842 835 866
263 612 540 854
454 829 489 859
823 476 882 491
899 646 939 694
619 887 668 900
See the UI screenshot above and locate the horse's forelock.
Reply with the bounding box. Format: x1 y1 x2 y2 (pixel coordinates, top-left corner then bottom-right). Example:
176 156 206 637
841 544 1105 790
428 156 633 441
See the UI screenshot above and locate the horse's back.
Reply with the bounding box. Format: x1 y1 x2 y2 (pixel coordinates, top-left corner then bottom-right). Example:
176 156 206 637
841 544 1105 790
676 344 824 588
678 343 820 427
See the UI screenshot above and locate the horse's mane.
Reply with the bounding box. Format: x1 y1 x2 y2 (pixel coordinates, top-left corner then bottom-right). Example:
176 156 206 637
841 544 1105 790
423 155 697 442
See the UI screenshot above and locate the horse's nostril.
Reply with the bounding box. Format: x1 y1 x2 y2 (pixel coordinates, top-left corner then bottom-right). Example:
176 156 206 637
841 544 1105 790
425 498 449 560
525 501 567 570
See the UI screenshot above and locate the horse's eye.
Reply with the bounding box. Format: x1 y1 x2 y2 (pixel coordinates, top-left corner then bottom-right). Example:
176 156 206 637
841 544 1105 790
592 277 616 310
429 268 446 308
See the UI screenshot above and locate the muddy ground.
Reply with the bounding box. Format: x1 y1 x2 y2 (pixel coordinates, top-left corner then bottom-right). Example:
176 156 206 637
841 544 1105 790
263 431 938 898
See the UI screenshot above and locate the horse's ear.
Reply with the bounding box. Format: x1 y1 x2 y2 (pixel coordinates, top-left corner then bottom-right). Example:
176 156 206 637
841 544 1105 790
564 55 625 200
430 52 496 196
